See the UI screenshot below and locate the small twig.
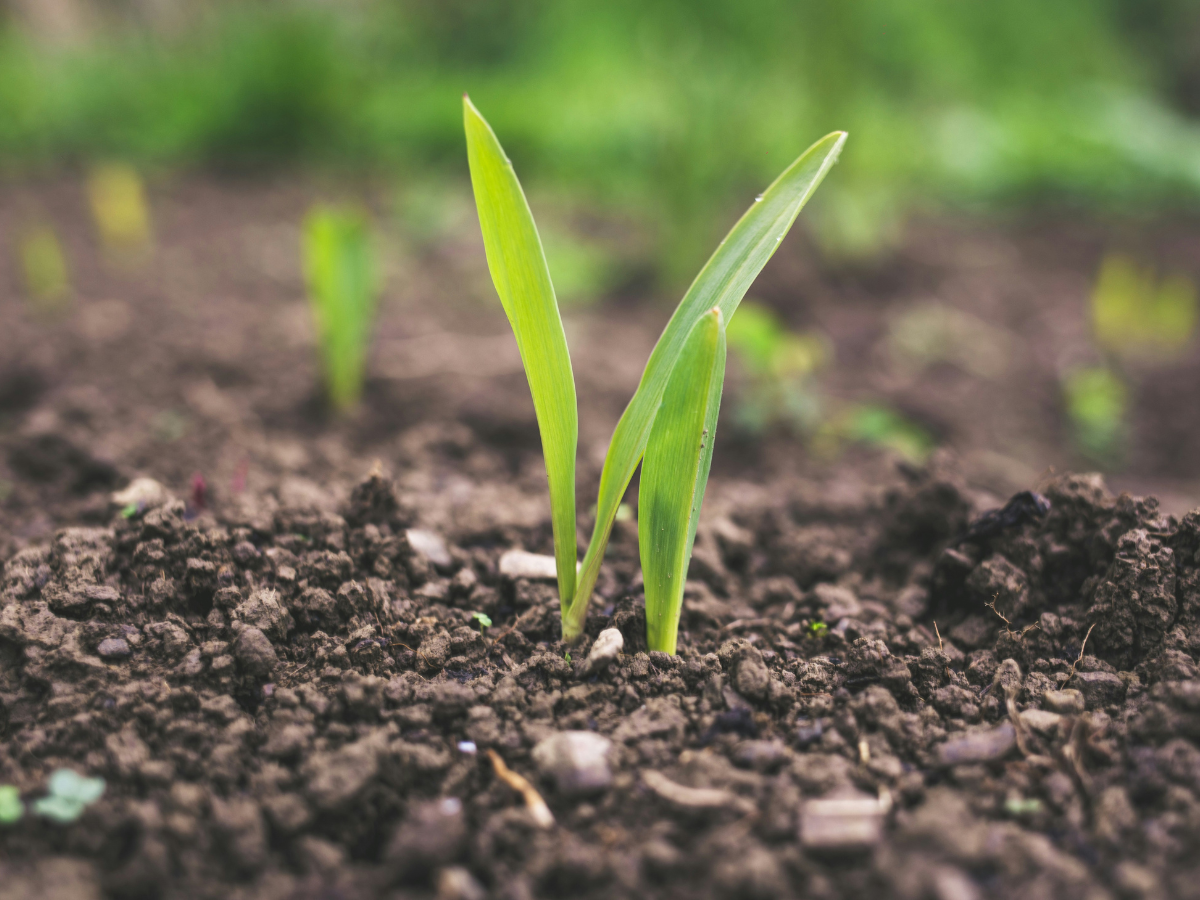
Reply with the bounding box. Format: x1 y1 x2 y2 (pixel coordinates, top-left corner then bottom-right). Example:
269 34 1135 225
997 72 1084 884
858 739 871 765
933 621 943 651
487 749 554 828
1062 623 1096 688
986 593 1040 639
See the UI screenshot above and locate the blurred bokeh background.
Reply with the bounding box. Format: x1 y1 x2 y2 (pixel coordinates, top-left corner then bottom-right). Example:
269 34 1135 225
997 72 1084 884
1 0 1199 534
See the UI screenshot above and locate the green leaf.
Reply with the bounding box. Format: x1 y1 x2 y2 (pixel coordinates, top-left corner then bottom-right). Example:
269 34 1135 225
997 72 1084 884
464 96 578 610
639 308 726 654
303 206 377 411
566 130 847 637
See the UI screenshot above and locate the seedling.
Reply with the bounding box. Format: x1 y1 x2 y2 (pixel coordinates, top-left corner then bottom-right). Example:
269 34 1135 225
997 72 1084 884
1062 366 1127 461
32 769 105 823
18 224 70 309
726 300 829 433
1091 253 1196 361
0 785 22 823
464 97 844 651
303 205 379 412
807 621 829 638
471 611 492 636
87 163 152 256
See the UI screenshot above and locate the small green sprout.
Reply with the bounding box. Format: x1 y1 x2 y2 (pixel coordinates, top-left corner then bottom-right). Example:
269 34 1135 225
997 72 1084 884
726 301 829 433
120 502 140 519
0 785 23 823
87 163 152 256
807 621 829 638
816 403 933 463
464 96 845 651
471 611 492 636
303 205 379 412
564 651 572 664
32 769 105 823
1091 254 1196 362
19 224 71 309
1063 366 1127 462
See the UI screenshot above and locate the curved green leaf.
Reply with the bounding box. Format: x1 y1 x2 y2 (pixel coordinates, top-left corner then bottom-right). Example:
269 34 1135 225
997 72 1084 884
464 96 578 608
640 308 726 654
564 130 847 637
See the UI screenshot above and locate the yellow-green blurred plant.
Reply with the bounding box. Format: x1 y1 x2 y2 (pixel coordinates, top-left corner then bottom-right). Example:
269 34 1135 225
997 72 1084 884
87 163 152 257
303 205 378 412
814 403 934 464
1062 366 1128 462
18 225 71 309
725 300 829 433
1091 254 1196 361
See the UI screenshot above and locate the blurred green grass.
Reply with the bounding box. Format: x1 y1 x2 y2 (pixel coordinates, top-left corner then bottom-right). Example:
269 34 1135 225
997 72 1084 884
2 0 1199 278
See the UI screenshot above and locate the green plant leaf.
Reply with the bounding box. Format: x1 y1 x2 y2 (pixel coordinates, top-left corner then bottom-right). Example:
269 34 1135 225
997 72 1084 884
566 130 847 637
639 308 726 654
464 96 578 610
303 206 377 411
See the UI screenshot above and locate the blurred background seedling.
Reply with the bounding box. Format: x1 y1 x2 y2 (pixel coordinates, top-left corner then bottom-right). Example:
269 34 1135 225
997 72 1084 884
887 302 1016 380
816 403 935 464
32 769 104 823
726 301 830 434
0 785 23 823
303 205 379 413
1062 366 1128 463
87 162 153 260
18 224 71 310
1091 253 1197 362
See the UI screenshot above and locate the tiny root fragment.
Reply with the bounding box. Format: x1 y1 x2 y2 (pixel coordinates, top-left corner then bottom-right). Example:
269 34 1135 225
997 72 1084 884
487 749 554 828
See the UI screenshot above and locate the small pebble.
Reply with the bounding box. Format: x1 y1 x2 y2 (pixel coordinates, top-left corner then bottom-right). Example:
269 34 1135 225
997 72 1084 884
1042 689 1085 715
1072 671 1125 708
96 638 131 660
578 627 624 677
457 741 478 755
498 549 558 581
936 722 1016 766
733 739 788 771
800 791 887 850
407 529 452 568
1018 708 1062 735
532 731 614 796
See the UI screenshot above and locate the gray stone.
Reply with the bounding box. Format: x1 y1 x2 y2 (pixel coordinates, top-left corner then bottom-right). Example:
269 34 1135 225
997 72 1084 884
799 791 887 850
1018 708 1062 735
1042 689 1085 715
386 798 466 877
304 733 384 812
406 528 452 568
112 477 174 511
936 722 1016 766
733 739 789 771
578 627 623 677
1073 671 1126 708
532 731 614 795
97 637 131 659
734 646 770 700
233 627 277 680
498 549 557 580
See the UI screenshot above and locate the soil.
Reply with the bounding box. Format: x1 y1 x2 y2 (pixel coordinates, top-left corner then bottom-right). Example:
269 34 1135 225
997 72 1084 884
1 176 1200 898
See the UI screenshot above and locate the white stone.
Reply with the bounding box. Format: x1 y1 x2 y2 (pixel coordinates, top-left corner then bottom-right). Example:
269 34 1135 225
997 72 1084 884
406 529 452 568
800 791 888 850
578 627 624 677
1019 708 1063 735
111 477 174 511
532 731 614 796
498 549 557 581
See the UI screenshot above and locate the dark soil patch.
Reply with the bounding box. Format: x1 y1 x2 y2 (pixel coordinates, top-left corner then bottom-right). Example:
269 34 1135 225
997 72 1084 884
1 462 1199 900
2 177 1200 898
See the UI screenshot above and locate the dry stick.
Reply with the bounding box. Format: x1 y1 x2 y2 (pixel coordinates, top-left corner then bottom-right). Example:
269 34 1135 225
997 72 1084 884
933 621 944 651
986 593 1040 639
487 749 554 828
1062 623 1097 688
